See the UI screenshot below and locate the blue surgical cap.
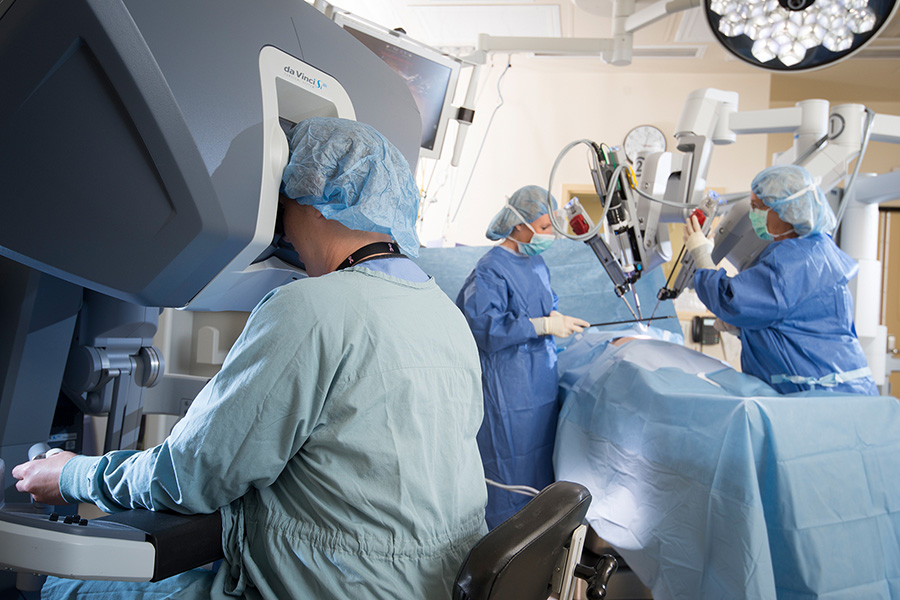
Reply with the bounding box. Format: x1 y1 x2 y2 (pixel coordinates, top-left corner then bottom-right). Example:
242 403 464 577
750 165 836 237
282 117 421 257
485 185 558 241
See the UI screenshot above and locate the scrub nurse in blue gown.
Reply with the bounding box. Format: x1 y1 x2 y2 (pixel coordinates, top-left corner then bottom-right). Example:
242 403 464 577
683 164 877 396
456 185 589 528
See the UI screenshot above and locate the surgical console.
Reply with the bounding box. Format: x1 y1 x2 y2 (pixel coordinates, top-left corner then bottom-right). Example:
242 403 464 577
0 0 423 590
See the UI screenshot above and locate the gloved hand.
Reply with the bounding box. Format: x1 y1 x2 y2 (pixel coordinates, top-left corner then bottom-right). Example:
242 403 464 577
530 311 589 338
683 215 716 270
713 317 739 336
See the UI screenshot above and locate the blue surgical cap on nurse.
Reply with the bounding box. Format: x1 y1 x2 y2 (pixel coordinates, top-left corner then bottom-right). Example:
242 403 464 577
282 117 421 257
485 185 558 241
750 165 836 237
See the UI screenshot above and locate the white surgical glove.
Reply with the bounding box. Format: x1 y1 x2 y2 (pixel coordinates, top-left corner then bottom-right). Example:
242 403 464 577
683 215 716 270
530 311 589 338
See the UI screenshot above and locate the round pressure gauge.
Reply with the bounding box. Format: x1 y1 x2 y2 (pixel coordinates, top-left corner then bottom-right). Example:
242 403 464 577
623 125 667 164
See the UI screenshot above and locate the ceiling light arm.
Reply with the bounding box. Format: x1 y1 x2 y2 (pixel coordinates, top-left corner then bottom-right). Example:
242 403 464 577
475 0 699 66
476 33 616 58
624 0 702 32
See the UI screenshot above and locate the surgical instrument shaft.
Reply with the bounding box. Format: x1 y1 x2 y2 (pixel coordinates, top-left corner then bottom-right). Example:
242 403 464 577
588 315 677 328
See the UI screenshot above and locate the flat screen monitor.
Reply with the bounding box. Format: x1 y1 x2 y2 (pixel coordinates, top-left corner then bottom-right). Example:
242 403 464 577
334 12 460 161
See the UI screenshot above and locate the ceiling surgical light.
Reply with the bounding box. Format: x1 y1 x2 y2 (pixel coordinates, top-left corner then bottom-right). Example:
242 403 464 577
705 0 899 70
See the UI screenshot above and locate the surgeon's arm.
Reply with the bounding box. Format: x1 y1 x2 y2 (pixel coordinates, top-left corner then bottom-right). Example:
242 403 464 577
693 259 786 329
56 286 328 515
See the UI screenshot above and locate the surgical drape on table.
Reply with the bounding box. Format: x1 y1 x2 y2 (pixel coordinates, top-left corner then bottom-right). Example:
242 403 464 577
555 331 900 600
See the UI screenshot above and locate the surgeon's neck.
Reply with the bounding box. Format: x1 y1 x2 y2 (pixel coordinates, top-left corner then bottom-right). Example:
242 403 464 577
320 227 393 275
500 239 519 251
297 208 392 276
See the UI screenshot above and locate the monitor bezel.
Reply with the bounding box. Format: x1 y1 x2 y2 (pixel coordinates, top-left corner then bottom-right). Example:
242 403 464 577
332 11 461 161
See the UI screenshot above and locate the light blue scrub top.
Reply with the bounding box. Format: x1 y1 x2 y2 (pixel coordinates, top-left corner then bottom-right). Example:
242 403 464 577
54 258 488 600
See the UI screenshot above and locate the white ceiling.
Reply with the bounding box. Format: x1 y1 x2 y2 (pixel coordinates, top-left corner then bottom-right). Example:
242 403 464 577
325 0 900 98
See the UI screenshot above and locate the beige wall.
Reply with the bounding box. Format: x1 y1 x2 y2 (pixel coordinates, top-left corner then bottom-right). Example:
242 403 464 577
423 67 774 247
417 65 899 247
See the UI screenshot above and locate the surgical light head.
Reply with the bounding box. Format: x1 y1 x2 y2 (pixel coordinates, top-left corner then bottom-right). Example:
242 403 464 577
750 164 836 237
282 117 422 257
485 185 558 241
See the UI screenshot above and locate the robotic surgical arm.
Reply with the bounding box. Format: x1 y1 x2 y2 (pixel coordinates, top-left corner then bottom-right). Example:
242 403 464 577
542 130 725 322
543 97 733 319
548 88 900 326
545 140 666 321
628 88 900 390
638 88 900 303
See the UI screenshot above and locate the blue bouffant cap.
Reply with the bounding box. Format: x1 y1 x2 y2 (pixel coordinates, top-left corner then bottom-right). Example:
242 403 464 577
751 164 836 237
485 185 557 241
282 117 421 257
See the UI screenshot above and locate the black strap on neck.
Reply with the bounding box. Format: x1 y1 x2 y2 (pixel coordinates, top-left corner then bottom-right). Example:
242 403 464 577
336 241 405 271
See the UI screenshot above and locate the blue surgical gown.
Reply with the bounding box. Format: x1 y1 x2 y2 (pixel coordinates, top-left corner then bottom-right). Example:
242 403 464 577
693 233 877 395
456 246 559 529
51 261 488 599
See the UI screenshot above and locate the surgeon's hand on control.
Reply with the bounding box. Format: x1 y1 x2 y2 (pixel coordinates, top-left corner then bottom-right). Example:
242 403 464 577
12 450 77 505
531 311 589 338
683 215 716 270
683 214 710 245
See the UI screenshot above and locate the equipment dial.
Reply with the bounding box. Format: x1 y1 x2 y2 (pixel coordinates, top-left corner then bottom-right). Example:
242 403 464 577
623 125 667 164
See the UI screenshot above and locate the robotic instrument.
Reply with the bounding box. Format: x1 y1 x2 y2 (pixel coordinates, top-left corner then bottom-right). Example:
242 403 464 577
0 0 422 589
544 88 900 377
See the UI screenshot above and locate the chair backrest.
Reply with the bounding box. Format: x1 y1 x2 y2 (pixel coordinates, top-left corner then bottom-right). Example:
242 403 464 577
452 480 592 600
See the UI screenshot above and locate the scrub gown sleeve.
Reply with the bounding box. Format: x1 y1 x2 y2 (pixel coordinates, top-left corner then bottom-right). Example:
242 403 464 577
58 285 329 515
459 268 540 354
693 258 788 330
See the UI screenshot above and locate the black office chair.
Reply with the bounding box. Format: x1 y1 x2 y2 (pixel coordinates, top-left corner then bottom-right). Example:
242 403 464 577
453 481 618 600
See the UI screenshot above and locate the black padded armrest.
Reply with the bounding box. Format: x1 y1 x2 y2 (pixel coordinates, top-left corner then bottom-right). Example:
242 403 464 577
96 509 223 581
453 481 592 600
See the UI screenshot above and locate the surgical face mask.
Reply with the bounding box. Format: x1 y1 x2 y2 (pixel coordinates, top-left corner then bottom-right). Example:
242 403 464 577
749 207 773 241
517 229 555 256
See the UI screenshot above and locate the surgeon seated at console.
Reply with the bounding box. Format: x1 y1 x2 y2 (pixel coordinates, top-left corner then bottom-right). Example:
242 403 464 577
12 117 488 600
